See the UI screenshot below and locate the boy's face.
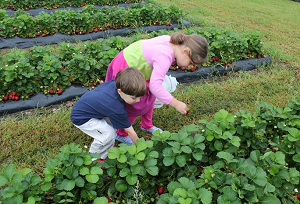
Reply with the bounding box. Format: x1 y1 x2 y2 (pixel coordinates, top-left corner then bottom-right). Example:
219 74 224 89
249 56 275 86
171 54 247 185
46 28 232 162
118 89 141 104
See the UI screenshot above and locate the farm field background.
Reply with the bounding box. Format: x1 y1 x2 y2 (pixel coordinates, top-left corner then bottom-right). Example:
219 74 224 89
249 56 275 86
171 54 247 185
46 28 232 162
1 0 300 176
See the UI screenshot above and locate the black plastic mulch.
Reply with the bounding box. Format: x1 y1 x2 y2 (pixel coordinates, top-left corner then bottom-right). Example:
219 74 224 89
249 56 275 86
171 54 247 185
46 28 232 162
0 56 271 116
0 19 192 49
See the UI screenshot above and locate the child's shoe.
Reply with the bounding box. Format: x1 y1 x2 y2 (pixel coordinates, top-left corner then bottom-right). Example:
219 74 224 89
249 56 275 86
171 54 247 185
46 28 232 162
115 134 134 145
140 126 163 134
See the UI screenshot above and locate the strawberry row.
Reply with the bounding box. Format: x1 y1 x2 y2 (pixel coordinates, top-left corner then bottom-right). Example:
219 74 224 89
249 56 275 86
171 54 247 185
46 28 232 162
0 27 265 102
0 3 182 38
1 0 140 10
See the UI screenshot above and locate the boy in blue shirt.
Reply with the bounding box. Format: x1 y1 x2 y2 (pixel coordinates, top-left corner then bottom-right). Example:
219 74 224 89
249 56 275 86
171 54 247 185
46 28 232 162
71 67 147 159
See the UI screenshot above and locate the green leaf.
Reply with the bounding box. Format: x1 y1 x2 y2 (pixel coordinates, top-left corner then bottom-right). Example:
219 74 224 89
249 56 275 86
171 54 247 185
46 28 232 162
126 174 137 185
86 174 99 184
253 167 267 186
20 168 31 177
163 156 175 166
25 196 36 204
61 179 76 191
144 158 157 167
173 188 187 198
127 157 138 166
146 166 159 176
243 184 255 191
80 167 90 175
75 176 85 187
127 145 137 155
181 146 192 154
136 141 148 153
41 182 52 191
198 188 212 204
0 174 9 187
192 151 203 161
230 136 241 147
286 128 300 141
82 155 92 165
269 165 279 176
214 140 223 151
94 197 108 204
250 150 260 163
179 177 195 189
176 155 186 167
148 151 159 158
292 154 300 163
178 197 192 204
135 152 145 161
117 154 127 163
119 168 130 177
274 152 285 165
264 182 275 193
90 167 103 175
74 157 84 166
194 134 205 144
108 147 119 159
216 151 237 163
115 179 128 192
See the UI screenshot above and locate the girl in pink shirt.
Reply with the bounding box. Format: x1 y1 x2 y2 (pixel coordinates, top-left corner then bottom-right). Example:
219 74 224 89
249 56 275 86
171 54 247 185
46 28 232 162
105 33 208 144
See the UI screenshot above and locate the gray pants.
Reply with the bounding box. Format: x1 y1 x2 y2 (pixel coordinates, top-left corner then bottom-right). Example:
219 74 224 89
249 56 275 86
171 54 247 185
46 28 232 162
74 118 115 159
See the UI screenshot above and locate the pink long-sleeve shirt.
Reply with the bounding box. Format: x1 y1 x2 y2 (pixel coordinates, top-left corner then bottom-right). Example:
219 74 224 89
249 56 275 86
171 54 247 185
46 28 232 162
123 35 175 104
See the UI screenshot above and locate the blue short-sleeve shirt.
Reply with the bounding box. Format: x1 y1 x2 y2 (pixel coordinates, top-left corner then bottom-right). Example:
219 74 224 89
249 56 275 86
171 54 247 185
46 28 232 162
70 80 131 129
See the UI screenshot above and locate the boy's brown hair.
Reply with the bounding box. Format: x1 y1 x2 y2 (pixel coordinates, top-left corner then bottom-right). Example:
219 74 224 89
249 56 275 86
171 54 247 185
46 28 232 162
170 32 208 66
115 67 147 97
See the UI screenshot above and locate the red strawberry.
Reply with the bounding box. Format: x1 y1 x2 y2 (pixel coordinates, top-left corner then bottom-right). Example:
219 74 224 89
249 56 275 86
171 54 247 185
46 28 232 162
36 33 40 36
158 186 164 194
49 89 54 94
107 197 112 202
186 110 190 115
227 63 230 67
96 159 105 163
93 82 97 86
3 96 8 101
12 91 16 96
93 28 98 32
14 96 19 100
296 194 300 199
57 90 63 95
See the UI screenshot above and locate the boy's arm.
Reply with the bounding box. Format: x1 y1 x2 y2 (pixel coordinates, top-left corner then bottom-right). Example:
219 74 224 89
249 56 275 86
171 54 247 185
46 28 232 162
124 126 139 144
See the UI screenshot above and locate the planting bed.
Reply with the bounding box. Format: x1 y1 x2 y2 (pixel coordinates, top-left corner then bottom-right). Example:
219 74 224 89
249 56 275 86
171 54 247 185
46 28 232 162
0 55 271 116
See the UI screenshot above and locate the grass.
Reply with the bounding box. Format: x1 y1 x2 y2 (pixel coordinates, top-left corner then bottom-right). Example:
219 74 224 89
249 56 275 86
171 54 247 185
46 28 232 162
1 0 300 174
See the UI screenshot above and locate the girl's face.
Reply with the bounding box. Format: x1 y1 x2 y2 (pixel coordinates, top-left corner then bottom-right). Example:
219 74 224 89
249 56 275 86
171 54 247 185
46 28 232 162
118 89 141 104
175 47 194 67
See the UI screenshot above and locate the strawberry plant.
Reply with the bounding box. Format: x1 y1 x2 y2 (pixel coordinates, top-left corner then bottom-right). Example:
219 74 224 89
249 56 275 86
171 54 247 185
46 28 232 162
13 11 38 38
36 54 70 94
0 164 44 204
42 143 106 203
1 100 300 203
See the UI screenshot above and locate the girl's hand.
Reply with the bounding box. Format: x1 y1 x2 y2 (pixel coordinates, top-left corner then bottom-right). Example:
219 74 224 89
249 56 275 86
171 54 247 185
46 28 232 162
169 98 188 114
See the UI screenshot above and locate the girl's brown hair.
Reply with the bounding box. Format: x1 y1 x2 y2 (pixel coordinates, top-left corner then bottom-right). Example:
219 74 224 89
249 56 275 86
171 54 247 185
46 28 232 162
170 32 208 65
115 67 147 97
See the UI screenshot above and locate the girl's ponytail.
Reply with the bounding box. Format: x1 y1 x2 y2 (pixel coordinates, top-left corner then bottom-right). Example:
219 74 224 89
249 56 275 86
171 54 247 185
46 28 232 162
170 33 186 45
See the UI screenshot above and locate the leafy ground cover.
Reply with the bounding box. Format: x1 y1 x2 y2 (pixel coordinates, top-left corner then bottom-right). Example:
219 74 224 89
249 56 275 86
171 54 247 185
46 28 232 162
0 27 264 102
1 0 300 203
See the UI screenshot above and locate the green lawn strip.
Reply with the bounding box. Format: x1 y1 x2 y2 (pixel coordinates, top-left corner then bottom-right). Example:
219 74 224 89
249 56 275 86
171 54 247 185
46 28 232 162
1 65 299 174
151 0 300 67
